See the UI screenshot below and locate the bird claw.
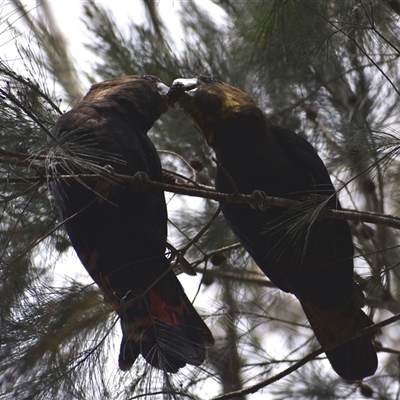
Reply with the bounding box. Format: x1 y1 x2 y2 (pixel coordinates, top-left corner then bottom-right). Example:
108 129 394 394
133 171 149 185
102 164 114 174
250 189 269 211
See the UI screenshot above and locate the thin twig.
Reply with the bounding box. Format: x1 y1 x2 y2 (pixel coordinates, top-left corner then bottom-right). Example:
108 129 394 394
0 66 63 115
211 312 400 399
180 204 223 255
0 87 57 140
308 7 400 98
195 267 277 289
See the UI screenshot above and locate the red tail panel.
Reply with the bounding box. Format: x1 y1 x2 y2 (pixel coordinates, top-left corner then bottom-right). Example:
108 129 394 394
301 300 377 381
118 284 213 373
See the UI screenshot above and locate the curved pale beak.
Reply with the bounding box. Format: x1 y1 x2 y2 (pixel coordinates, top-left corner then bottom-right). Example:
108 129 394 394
171 78 198 93
156 82 170 95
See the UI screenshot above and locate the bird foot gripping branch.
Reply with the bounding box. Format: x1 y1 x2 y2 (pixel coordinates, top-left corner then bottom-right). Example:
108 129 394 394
132 170 150 188
249 190 270 211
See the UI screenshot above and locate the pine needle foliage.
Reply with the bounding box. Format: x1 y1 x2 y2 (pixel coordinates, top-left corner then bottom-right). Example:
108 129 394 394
1 1 400 399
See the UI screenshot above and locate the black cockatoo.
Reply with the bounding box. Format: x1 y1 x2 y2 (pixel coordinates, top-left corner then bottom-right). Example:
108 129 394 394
47 75 213 373
169 75 377 381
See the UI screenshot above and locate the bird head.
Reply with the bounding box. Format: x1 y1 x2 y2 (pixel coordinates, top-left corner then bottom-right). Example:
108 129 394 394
169 76 257 145
84 75 170 130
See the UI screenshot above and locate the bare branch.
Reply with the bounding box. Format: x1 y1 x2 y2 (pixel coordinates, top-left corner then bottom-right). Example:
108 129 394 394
6 170 400 230
211 312 400 399
169 184 400 231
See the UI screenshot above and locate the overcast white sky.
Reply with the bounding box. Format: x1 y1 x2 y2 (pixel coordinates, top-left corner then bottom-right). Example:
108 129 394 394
1 1 228 91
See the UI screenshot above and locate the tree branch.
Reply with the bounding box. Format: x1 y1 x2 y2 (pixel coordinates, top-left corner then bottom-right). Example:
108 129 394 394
210 312 400 399
6 170 400 230
0 87 57 140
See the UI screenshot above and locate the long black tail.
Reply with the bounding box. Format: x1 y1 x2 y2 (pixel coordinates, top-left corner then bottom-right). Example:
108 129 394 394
118 273 214 373
301 300 377 381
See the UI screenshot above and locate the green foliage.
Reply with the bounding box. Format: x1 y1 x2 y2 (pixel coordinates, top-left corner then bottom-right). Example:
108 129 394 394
1 0 400 399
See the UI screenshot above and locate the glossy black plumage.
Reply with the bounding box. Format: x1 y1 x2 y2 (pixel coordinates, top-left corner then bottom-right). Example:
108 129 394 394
47 75 213 373
172 76 377 381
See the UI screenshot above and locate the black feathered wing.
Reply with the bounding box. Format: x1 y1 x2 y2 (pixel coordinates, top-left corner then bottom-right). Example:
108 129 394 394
213 119 377 380
49 97 213 372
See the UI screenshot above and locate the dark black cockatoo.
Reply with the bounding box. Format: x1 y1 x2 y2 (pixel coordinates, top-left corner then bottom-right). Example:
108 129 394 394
47 75 213 373
169 76 377 381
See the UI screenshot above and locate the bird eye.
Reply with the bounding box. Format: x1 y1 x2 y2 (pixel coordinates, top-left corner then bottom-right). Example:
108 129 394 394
198 75 219 84
140 75 162 84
